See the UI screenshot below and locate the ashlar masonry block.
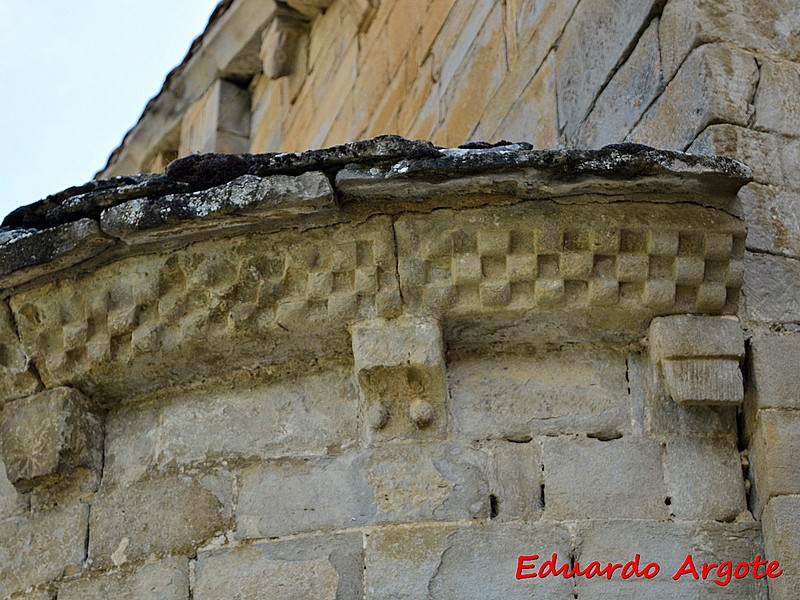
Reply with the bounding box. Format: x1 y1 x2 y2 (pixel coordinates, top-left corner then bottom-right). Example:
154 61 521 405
649 315 745 406
352 316 447 441
179 79 250 156
0 387 103 493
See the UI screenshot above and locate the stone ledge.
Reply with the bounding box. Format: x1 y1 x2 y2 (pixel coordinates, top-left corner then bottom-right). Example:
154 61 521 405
0 138 750 293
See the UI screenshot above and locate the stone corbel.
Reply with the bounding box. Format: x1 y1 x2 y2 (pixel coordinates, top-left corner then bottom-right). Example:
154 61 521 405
352 317 447 440
285 0 335 19
0 387 103 493
648 315 745 405
261 10 310 79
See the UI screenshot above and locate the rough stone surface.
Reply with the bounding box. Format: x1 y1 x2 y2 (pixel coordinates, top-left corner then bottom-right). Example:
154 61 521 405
631 44 759 150
353 317 447 441
542 436 666 520
156 367 359 466
2 174 187 230
449 349 629 439
649 315 744 406
365 524 456 600
743 251 800 323
750 410 800 514
481 440 542 522
762 494 800 599
555 0 662 140
427 523 574 599
664 436 746 521
575 520 767 599
747 332 800 410
659 0 800 81
0 387 103 493
58 557 189 600
237 444 489 538
0 453 29 520
100 171 335 244
0 219 115 289
754 58 800 137
0 503 88 599
89 476 227 570
336 145 751 206
0 300 42 405
575 19 663 148
688 125 784 187
195 533 364 600
738 183 800 257
236 453 375 539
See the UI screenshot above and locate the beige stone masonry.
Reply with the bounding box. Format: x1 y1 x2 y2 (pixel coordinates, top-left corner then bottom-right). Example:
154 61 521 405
352 317 447 439
178 79 251 156
0 387 102 493
649 315 745 405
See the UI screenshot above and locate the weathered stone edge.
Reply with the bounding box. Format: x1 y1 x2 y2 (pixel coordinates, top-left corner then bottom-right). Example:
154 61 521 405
0 137 751 291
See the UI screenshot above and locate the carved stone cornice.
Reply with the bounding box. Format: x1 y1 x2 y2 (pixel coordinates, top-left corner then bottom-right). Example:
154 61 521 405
0 140 750 403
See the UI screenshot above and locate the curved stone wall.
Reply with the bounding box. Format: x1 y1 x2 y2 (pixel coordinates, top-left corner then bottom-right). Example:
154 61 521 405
0 142 770 598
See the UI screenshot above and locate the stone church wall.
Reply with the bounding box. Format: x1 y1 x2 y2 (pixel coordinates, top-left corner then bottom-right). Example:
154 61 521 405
2 0 799 598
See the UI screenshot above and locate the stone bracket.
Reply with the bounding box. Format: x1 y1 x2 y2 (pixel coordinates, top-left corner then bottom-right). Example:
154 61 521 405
648 315 745 406
0 387 103 493
352 317 447 440
261 10 310 79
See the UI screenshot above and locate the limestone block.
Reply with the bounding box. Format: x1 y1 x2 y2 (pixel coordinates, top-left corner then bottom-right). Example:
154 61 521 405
0 452 29 519
649 315 744 405
575 19 663 148
366 443 489 524
762 495 800 599
738 184 800 257
448 349 629 439
427 523 574 599
88 476 227 570
236 453 375 539
481 440 542 522
237 443 489 539
630 44 758 150
0 300 41 405
688 125 783 187
196 533 363 600
748 332 800 410
758 59 800 137
750 410 800 514
0 219 115 289
743 251 800 323
664 436 746 521
542 436 666 520
156 368 359 466
575 520 767 599
102 400 159 488
636 354 737 436
659 0 800 81
179 79 250 156
555 0 662 140
352 317 447 440
491 51 558 147
365 524 457 600
438 3 506 146
58 557 189 600
0 503 88 599
261 12 308 79
0 387 102 493
100 172 336 245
